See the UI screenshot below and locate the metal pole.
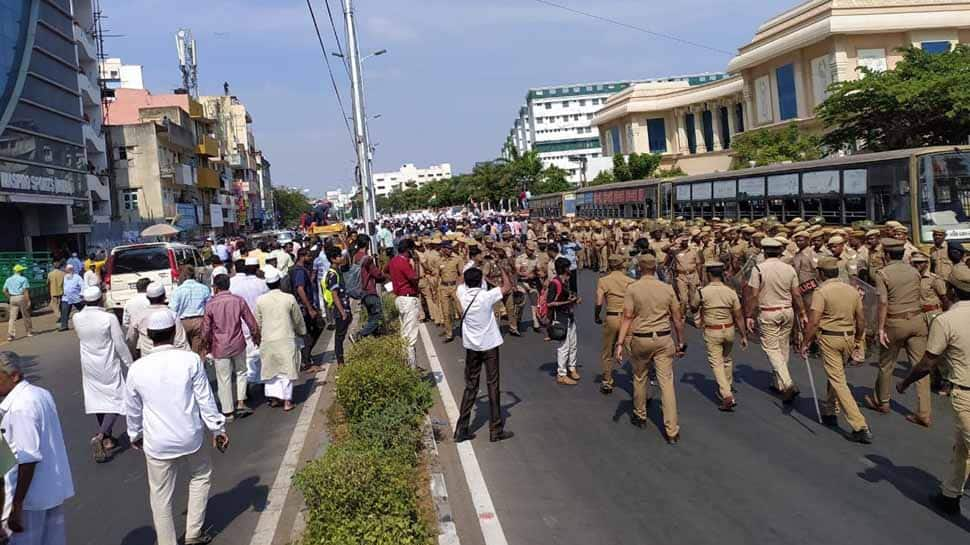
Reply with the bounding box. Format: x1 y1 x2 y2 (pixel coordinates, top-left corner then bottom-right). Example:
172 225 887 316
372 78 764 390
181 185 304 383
343 0 378 250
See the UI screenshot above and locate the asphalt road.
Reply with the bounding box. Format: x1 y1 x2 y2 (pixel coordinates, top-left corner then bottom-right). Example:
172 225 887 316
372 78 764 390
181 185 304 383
0 313 313 545
428 270 970 545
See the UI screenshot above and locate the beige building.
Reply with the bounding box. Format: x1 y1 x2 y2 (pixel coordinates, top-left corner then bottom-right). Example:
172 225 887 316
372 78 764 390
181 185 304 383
593 0 970 176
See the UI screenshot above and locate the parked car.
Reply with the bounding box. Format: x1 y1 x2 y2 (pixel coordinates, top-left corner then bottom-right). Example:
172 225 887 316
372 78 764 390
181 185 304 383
103 242 205 312
275 230 296 244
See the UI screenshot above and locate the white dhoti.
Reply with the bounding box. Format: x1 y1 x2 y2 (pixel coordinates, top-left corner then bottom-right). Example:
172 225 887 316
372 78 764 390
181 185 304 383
263 375 293 401
245 333 261 383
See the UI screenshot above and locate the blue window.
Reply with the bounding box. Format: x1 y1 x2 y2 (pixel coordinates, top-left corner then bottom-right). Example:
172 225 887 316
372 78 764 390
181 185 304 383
610 127 621 154
735 103 744 133
719 107 731 149
922 41 951 54
776 63 798 121
701 111 714 153
646 118 666 153
685 114 697 155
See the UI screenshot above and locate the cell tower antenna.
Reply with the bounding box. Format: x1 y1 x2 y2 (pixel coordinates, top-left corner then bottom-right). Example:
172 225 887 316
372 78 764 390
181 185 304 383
175 28 199 97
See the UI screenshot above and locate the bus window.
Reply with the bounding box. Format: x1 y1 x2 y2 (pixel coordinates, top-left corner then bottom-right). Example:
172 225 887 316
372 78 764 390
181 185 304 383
843 169 868 222
868 159 911 226
801 170 841 223
660 183 672 219
919 152 970 242
767 174 800 221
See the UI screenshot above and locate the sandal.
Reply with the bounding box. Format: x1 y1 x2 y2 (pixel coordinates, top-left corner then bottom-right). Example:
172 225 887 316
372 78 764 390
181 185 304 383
91 436 107 463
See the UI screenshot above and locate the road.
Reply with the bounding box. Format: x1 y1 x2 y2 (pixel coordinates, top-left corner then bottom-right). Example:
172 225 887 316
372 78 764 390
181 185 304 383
427 270 970 545
0 312 320 545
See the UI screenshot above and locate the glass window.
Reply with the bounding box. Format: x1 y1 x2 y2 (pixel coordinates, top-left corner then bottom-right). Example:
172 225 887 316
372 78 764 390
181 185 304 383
692 182 712 201
685 114 697 154
767 174 798 196
919 152 970 242
675 184 691 202
21 75 81 116
701 110 714 152
922 41 951 55
802 170 839 195
33 24 76 65
719 107 731 149
647 118 666 153
1 0 31 116
776 64 798 120
544 103 552 110
610 127 621 155
111 247 171 274
869 159 910 226
713 180 736 199
735 103 745 133
738 177 765 198
858 48 887 73
9 102 83 144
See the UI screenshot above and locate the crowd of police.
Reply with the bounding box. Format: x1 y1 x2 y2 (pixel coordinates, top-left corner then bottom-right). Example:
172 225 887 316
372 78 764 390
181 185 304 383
388 212 970 517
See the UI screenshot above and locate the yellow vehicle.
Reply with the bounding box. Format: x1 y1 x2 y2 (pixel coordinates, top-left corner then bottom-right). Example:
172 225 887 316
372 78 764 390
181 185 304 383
307 222 347 236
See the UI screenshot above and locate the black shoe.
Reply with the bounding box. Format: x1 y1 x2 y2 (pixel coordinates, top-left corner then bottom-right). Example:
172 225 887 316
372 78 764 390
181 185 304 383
490 431 514 443
600 384 614 395
930 492 961 516
184 532 214 544
443 336 455 344
453 431 475 443
235 406 254 418
508 330 521 337
631 415 647 428
666 433 681 445
821 415 839 428
532 326 541 333
848 428 873 444
782 387 800 405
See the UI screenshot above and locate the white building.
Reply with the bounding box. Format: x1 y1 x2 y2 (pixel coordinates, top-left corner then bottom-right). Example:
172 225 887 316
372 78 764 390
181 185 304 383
505 74 729 184
373 163 452 197
100 58 145 90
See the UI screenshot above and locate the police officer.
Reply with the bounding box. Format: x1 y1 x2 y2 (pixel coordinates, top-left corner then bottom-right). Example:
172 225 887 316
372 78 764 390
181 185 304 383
792 231 818 310
799 256 873 443
592 223 608 273
594 255 634 395
515 241 541 333
437 241 464 343
673 236 702 317
867 238 932 426
897 264 970 516
615 254 686 444
692 261 747 411
914 251 951 396
416 238 442 326
745 237 806 403
930 228 953 279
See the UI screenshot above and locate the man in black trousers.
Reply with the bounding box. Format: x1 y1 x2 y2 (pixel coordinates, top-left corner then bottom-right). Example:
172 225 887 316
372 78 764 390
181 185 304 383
453 265 514 443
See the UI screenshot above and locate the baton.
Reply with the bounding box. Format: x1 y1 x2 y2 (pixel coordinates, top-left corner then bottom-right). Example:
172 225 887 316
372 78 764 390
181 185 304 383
802 355 822 424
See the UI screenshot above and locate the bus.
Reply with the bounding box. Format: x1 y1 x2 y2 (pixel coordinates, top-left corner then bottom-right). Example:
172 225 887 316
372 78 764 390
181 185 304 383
529 146 970 246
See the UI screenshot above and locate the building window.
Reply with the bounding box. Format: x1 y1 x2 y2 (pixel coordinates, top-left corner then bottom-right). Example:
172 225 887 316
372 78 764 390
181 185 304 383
579 100 586 106
735 103 745 133
647 118 667 153
685 113 697 154
719 106 731 149
776 64 798 121
610 127 621 155
922 41 951 54
587 114 593 120
122 190 138 211
544 103 552 110
116 147 128 160
858 48 887 73
702 110 714 152
573 115 580 121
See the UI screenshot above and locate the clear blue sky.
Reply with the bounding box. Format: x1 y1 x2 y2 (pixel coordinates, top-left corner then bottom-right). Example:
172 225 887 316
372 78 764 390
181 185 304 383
106 0 798 195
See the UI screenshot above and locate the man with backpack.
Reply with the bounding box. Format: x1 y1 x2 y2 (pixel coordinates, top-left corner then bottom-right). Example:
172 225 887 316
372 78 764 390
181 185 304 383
321 246 351 365
289 249 321 368
349 234 386 340
546 257 581 385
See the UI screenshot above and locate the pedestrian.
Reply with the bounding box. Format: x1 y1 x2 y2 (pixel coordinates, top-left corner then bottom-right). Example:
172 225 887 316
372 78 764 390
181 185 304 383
3 265 32 342
351 235 386 341
799 256 873 443
897 264 970 516
229 257 268 383
453 266 514 443
322 246 351 365
548 257 581 385
202 274 260 420
58 264 83 332
615 254 686 443
744 237 806 404
83 262 100 288
289 249 322 367
514 241 541 334
594 255 634 395
692 261 747 411
169 265 211 357
0 351 74 545
47 262 64 321
558 233 582 294
255 268 306 412
913 251 951 395
389 239 421 368
123 278 152 332
72 286 133 463
127 282 188 356
125 311 227 545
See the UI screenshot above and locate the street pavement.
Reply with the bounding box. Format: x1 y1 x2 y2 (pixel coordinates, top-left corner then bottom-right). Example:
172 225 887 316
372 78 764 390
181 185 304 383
0 313 315 545
427 271 970 545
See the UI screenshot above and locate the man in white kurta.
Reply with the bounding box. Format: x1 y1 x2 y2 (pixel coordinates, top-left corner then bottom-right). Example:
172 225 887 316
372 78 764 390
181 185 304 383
72 287 133 463
255 269 306 412
126 282 187 356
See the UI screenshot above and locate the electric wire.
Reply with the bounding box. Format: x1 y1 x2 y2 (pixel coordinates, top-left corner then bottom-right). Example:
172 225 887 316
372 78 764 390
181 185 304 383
306 0 355 148
323 0 351 76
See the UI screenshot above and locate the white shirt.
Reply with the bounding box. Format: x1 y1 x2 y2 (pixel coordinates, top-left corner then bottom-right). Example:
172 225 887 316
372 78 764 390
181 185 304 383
456 285 504 352
127 304 188 355
73 306 133 414
212 265 228 278
0 382 74 513
122 293 150 330
230 274 269 313
83 269 100 287
268 249 293 275
125 346 225 460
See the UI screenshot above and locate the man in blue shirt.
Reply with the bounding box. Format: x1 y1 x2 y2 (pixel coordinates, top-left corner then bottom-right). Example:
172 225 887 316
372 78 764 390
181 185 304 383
66 252 84 275
59 264 85 331
169 264 211 356
4 264 32 341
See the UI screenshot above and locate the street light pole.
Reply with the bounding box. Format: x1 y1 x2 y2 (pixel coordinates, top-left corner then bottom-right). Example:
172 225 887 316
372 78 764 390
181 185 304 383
342 0 378 249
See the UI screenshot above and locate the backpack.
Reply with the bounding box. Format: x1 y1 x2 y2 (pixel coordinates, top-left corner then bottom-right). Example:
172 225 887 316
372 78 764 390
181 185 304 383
344 257 366 300
536 277 562 324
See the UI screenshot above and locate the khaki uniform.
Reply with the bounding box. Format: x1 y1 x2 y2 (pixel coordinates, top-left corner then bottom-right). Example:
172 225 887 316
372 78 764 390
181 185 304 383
417 249 442 325
919 271 947 318
437 254 464 337
593 232 608 272
792 247 818 308
514 253 539 329
926 301 970 500
696 282 741 401
874 262 931 420
867 245 888 272
749 258 800 391
536 253 551 282
674 248 701 315
623 277 679 438
47 267 64 320
811 279 868 432
931 245 954 280
597 271 634 388
576 230 589 269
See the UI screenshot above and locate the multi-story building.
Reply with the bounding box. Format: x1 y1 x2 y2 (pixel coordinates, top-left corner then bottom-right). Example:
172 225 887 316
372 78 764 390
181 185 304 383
254 150 274 229
0 0 93 252
199 94 263 229
373 163 452 197
505 74 729 184
100 57 144 90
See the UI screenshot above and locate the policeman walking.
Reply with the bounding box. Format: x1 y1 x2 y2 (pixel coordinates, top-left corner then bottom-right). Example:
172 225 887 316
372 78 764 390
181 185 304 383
437 242 464 343
692 261 747 411
595 255 634 395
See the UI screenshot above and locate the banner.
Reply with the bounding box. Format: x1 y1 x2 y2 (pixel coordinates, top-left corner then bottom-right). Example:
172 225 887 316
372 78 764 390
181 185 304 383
210 204 224 228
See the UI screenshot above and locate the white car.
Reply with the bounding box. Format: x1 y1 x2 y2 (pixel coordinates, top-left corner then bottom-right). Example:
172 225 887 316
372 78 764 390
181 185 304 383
103 242 205 311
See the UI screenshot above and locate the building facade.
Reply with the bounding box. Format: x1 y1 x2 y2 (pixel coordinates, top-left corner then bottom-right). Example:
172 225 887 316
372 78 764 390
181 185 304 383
100 57 144 90
199 94 262 229
373 163 452 197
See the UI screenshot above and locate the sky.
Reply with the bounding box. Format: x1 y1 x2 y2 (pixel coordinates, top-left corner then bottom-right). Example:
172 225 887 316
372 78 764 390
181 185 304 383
106 0 800 195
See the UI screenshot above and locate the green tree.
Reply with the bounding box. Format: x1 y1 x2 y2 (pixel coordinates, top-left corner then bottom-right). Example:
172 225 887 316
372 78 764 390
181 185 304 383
817 44 970 151
589 169 616 187
730 123 823 169
628 153 662 180
532 166 572 195
273 187 310 225
613 153 632 181
657 166 687 178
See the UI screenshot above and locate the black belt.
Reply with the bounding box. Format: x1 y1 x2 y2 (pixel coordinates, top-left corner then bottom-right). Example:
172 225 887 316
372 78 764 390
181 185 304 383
952 384 970 391
440 281 457 286
633 330 671 338
606 311 622 316
821 330 854 336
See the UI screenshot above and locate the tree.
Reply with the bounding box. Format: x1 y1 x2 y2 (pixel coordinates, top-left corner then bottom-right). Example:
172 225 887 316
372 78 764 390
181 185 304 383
273 187 310 226
628 153 662 180
818 45 970 151
532 166 571 195
613 153 632 181
589 169 616 187
730 123 822 169
657 166 687 178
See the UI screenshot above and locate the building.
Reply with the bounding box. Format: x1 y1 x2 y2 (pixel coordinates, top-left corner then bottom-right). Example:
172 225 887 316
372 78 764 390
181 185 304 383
593 0 970 177
505 74 729 184
199 94 263 229
100 57 144 90
0 0 94 252
373 163 452 197
254 150 274 229
74 0 111 233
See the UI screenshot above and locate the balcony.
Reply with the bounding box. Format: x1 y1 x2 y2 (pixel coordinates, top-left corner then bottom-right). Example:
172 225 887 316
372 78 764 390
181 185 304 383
196 135 219 157
197 166 220 189
73 23 97 63
189 100 205 119
77 72 100 107
86 173 109 201
83 124 106 155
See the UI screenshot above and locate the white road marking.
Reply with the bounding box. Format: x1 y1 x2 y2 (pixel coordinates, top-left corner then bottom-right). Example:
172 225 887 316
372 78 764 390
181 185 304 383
419 324 509 545
249 334 334 545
